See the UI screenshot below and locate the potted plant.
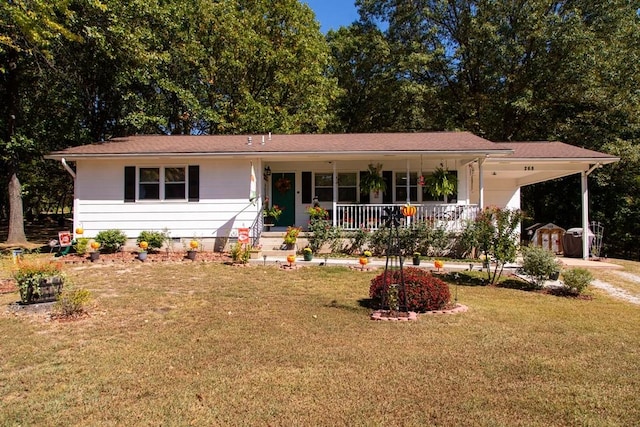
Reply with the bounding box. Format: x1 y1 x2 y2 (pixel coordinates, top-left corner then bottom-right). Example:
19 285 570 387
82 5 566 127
283 226 301 249
303 247 313 261
89 241 100 261
413 252 421 266
360 163 386 197
138 241 148 261
425 165 457 199
12 259 64 304
263 202 283 230
186 239 199 260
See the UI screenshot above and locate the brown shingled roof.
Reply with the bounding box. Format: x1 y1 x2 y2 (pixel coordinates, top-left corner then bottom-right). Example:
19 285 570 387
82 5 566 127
48 132 512 158
496 141 618 161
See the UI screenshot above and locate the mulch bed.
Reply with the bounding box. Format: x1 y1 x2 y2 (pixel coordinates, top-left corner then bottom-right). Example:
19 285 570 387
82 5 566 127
56 251 233 264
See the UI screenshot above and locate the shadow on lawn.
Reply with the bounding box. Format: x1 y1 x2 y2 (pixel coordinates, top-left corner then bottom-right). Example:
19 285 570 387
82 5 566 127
441 271 537 291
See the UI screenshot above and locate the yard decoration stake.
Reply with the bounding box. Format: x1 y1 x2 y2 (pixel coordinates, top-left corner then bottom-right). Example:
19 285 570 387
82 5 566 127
380 205 407 311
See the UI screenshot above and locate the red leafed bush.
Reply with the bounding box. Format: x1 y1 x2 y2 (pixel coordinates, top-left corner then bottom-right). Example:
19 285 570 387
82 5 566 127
369 267 451 312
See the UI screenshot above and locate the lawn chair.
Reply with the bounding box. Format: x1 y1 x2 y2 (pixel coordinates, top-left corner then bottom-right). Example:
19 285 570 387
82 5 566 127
50 231 74 256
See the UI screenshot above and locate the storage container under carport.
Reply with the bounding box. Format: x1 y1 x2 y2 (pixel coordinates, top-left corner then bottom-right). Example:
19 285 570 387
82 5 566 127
562 228 594 258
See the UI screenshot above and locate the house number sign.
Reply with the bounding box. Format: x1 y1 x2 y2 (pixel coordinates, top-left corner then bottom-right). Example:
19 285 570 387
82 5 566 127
524 166 535 171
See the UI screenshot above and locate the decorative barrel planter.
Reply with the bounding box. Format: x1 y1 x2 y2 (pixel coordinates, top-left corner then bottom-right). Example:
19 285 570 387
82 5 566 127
303 252 313 261
89 252 100 262
186 250 197 261
20 277 63 304
138 251 148 261
412 257 421 266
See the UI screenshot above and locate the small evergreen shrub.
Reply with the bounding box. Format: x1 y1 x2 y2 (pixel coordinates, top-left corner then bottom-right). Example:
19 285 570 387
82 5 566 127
95 229 127 253
521 246 562 288
561 268 593 295
74 237 90 255
136 230 170 252
369 267 451 312
54 287 92 317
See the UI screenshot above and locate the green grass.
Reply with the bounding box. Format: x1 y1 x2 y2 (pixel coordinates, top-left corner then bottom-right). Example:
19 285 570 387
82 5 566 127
1 258 639 426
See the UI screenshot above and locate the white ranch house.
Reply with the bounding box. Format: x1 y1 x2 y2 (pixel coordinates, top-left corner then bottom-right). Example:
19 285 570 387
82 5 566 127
47 132 618 258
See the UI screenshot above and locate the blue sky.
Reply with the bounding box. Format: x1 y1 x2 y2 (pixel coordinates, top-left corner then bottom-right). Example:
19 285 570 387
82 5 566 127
303 0 360 33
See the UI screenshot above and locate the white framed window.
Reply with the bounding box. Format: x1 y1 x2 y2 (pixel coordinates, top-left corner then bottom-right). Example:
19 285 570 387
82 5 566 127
314 172 359 202
395 172 418 202
139 166 186 200
314 172 333 202
337 172 357 202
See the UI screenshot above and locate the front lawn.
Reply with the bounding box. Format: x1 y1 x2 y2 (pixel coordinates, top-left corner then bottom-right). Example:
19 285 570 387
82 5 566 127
1 260 638 426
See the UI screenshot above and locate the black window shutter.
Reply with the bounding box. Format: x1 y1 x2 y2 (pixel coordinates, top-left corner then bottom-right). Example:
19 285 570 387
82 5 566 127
301 171 312 203
359 171 370 204
188 165 200 202
124 166 135 202
382 170 393 204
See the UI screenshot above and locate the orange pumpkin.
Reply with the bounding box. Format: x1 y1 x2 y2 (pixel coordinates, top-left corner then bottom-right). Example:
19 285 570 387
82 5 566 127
139 241 149 250
90 241 100 250
189 240 199 250
75 227 84 235
287 254 296 264
401 204 417 217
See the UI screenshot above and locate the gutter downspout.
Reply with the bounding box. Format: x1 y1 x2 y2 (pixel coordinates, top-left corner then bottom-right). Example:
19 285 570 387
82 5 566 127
581 163 600 260
61 158 76 179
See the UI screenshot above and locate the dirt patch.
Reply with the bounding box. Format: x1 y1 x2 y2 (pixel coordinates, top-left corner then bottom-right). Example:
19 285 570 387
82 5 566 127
0 279 17 294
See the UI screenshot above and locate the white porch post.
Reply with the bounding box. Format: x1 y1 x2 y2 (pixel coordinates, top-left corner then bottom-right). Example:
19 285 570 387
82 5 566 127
332 161 337 227
478 158 485 209
406 159 411 226
581 170 589 260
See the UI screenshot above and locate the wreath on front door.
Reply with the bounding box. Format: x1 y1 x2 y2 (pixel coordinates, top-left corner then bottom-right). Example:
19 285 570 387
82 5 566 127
275 177 292 194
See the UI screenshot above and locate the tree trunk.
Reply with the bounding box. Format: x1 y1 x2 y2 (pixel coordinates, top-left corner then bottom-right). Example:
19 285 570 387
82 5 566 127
7 172 27 244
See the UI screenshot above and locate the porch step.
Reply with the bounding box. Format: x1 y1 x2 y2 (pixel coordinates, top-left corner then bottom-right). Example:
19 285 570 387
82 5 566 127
257 231 309 257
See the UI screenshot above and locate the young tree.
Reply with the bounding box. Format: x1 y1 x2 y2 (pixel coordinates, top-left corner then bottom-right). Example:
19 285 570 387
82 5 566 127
469 207 524 285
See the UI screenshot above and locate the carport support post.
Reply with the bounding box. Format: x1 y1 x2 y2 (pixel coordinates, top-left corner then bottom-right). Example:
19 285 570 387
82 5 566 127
581 164 600 260
581 170 589 260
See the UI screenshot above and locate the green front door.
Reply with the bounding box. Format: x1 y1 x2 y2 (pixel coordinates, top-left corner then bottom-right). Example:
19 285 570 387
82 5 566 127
271 172 295 226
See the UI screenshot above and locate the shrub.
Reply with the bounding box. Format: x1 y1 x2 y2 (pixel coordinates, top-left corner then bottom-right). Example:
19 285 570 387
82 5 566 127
94 229 127 253
230 243 250 264
369 267 450 312
562 268 593 295
54 287 92 317
344 227 370 255
307 218 335 253
74 237 90 255
136 230 170 252
521 246 562 288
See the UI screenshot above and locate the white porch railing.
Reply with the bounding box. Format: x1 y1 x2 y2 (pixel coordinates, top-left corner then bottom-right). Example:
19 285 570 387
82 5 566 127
335 204 480 232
